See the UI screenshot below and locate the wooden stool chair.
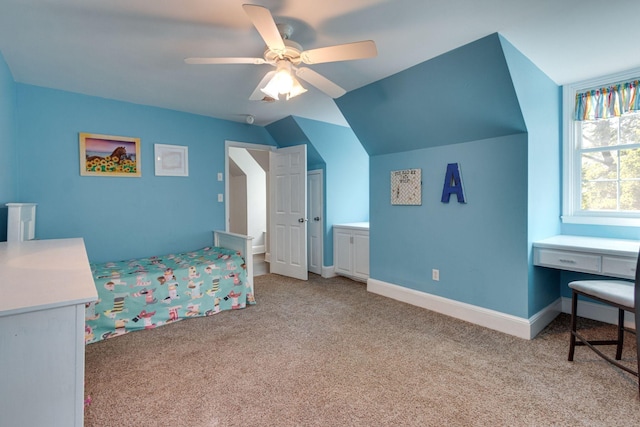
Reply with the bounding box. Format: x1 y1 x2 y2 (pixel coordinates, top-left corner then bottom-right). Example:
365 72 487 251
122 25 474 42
567 250 640 397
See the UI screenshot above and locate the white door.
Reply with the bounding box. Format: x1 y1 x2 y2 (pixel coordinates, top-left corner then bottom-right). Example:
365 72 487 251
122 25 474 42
269 145 308 280
307 169 323 275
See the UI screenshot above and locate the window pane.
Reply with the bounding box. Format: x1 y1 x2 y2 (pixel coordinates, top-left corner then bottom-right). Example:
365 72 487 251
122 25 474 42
619 148 640 179
580 118 618 148
581 151 617 180
620 181 640 210
581 181 617 210
620 112 640 145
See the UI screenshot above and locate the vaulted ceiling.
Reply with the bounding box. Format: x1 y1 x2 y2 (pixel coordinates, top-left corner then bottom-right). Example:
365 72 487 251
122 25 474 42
1 0 638 127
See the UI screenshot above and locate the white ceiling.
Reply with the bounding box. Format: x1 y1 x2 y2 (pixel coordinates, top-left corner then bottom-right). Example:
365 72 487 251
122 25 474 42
1 0 639 127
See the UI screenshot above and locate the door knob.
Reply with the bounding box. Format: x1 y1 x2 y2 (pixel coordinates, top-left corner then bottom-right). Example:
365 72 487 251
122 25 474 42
314 217 320 221
298 218 306 223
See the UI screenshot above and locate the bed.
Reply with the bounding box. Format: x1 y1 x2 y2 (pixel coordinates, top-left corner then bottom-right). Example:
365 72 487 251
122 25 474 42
85 231 254 344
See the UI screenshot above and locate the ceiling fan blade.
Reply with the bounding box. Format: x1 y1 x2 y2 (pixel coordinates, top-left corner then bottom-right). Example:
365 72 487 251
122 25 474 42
300 40 377 64
185 57 266 65
249 71 276 100
242 4 285 54
295 67 346 98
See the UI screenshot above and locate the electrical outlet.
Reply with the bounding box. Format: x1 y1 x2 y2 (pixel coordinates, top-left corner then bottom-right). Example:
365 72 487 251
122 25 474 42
217 193 223 202
217 172 223 181
432 269 440 281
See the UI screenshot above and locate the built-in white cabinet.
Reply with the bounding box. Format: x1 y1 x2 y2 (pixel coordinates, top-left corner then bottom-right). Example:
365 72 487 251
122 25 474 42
334 222 369 281
0 238 97 427
533 235 640 279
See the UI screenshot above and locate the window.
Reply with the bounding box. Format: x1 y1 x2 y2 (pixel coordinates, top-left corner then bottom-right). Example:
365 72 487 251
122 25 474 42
562 69 640 226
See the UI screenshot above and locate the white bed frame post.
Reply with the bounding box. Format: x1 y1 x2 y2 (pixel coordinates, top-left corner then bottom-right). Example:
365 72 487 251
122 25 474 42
213 230 254 289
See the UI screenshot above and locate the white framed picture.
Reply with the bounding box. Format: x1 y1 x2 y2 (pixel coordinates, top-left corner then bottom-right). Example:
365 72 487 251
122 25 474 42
154 144 188 177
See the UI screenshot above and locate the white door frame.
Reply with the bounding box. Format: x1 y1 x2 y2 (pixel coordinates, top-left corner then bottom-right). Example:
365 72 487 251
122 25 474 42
224 140 272 236
307 169 323 275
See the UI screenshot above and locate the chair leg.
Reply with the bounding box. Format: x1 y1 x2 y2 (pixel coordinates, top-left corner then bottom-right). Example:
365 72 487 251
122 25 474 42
636 307 640 398
615 308 624 360
568 291 578 362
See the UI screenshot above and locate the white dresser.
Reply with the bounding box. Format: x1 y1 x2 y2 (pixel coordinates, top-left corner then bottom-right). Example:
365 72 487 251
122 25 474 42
334 222 370 281
0 238 97 427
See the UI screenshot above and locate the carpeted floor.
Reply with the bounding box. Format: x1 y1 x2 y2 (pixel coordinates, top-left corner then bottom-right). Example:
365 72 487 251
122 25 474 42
85 273 640 426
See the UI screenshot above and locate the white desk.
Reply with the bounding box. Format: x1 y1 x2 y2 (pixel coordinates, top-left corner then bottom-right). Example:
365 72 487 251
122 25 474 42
533 235 640 279
0 238 97 427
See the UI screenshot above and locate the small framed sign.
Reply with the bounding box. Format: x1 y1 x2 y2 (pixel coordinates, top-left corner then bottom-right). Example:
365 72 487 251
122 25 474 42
391 168 421 205
154 144 189 177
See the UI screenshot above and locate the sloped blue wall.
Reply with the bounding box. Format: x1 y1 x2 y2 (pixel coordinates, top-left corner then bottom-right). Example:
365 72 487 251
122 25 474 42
336 33 526 155
15 84 275 262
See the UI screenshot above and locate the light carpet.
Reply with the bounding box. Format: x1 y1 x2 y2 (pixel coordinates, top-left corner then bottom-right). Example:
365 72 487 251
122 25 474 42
85 273 640 426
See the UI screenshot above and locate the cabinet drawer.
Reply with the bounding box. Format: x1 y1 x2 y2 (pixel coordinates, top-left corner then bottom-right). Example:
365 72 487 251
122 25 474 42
535 249 601 274
602 256 636 279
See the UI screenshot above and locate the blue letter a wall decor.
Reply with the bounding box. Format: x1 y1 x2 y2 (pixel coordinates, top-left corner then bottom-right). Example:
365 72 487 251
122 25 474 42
441 163 466 203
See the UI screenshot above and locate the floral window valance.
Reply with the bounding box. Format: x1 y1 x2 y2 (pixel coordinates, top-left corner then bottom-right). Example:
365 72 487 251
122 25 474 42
574 79 640 121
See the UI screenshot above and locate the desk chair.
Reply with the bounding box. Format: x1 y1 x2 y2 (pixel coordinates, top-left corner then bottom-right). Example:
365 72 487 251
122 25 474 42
568 250 640 397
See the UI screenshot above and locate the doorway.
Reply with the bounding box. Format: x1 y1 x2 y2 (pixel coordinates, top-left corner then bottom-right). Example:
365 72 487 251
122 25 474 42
225 141 322 278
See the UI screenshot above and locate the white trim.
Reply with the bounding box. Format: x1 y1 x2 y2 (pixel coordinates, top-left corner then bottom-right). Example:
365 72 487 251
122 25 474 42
561 215 640 227
322 265 337 278
561 296 636 330
366 278 561 340
562 68 640 226
308 169 324 276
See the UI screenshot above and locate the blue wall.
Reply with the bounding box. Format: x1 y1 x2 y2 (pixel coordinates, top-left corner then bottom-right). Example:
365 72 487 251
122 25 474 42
266 116 369 266
499 36 563 314
370 135 530 317
15 84 275 262
0 52 17 241
336 33 556 319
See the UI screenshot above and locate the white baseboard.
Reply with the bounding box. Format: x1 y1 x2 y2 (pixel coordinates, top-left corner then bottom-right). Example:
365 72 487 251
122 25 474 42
561 296 636 329
322 265 337 279
367 278 562 340
252 245 265 255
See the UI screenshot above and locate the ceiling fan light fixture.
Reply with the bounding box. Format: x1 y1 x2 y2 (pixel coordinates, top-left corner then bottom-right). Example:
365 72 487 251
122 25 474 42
260 79 280 100
260 60 306 101
286 78 307 100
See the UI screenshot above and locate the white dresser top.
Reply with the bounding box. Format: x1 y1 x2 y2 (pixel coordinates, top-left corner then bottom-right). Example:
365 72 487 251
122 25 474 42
0 238 97 317
533 235 640 258
334 222 370 230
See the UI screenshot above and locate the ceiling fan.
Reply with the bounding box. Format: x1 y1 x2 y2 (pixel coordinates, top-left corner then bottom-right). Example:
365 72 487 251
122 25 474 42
185 4 377 101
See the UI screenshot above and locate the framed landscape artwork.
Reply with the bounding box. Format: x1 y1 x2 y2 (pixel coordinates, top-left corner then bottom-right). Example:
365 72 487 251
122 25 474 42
79 132 141 177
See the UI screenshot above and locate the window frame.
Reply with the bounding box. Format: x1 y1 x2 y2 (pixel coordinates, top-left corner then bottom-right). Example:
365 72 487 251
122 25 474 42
562 67 640 227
